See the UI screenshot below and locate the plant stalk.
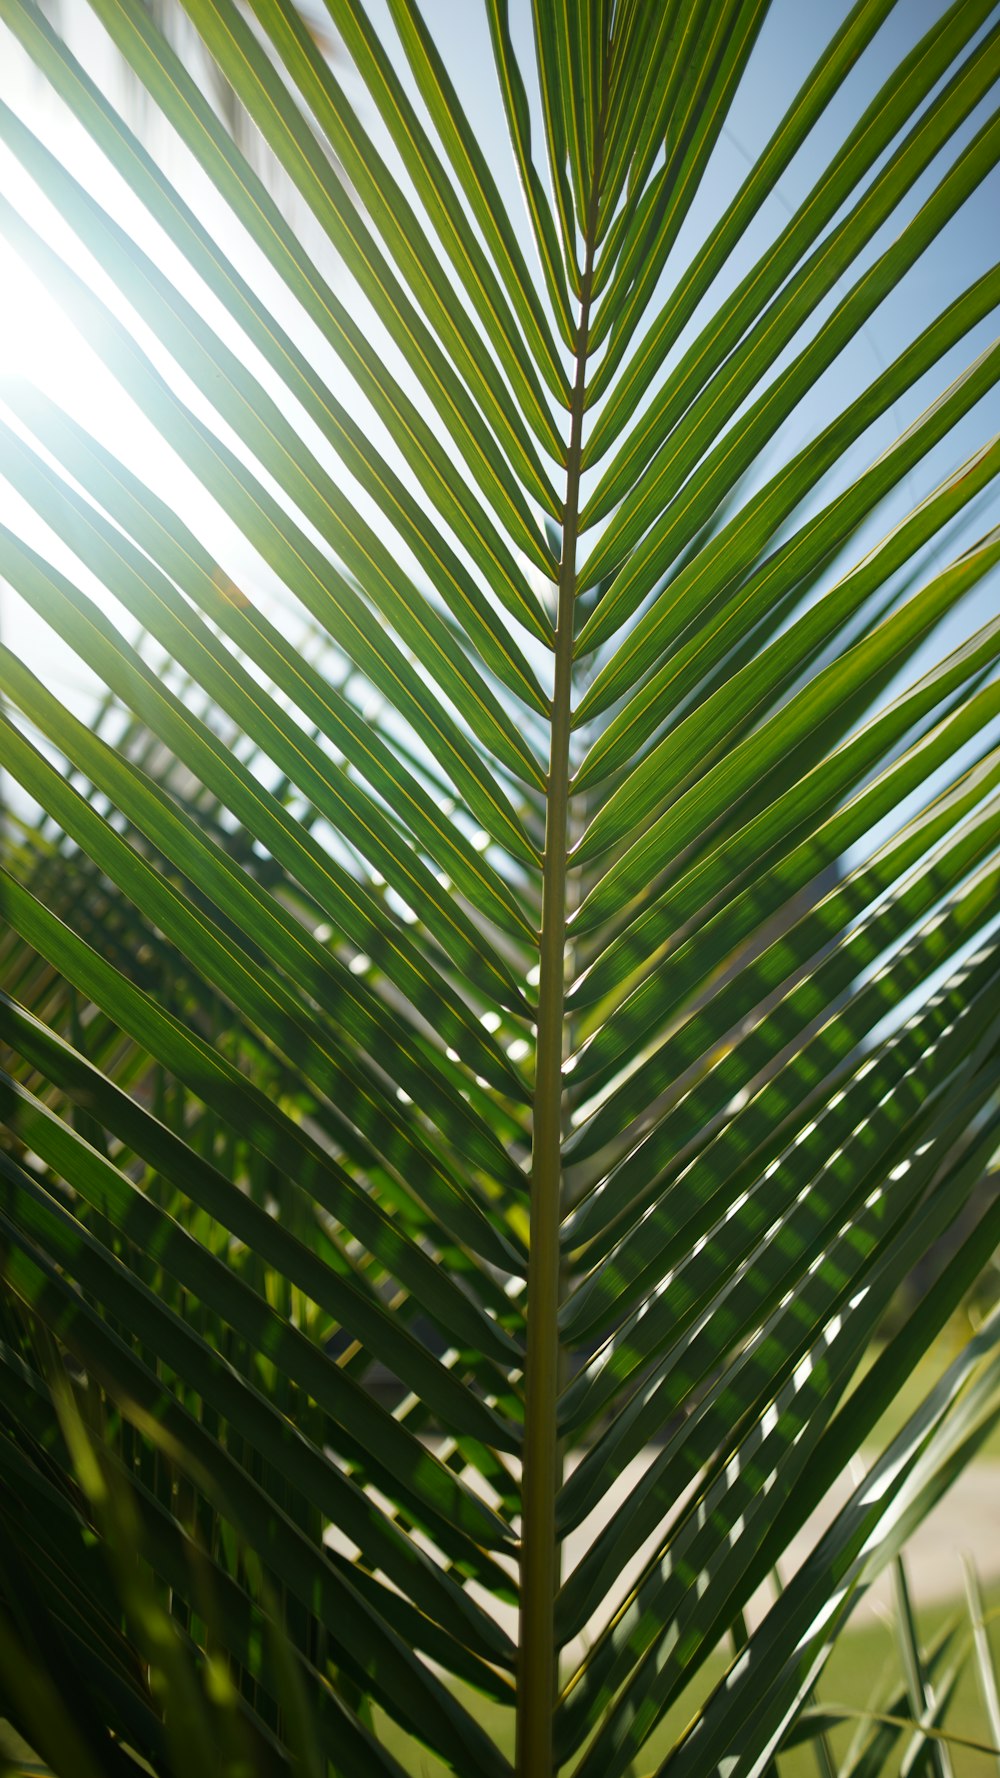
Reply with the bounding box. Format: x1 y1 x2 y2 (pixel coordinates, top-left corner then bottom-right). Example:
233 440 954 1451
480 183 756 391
516 192 600 1778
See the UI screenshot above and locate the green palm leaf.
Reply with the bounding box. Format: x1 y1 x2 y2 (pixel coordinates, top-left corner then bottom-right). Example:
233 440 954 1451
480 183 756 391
0 3 998 1776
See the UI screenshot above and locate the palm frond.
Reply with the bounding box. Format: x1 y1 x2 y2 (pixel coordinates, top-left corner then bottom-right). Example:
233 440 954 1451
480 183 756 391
0 3 998 1776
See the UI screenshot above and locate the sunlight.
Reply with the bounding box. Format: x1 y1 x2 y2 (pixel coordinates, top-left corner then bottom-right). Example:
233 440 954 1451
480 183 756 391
0 234 98 406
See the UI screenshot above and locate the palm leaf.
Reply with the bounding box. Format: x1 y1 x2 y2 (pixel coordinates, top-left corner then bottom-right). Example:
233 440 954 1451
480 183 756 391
0 3 998 1776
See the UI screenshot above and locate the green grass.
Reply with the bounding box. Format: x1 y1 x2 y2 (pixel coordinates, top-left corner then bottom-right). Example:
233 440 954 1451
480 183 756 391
786 1593 1000 1778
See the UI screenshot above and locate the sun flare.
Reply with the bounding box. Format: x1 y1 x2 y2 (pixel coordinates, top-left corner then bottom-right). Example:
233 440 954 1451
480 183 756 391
0 233 106 411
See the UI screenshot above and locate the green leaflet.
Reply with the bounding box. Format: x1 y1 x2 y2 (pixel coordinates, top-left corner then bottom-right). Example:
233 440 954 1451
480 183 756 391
0 114 549 787
0 712 520 1259
575 410 1000 829
560 988 1000 1573
571 540 1000 946
332 0 570 410
0 1189 514 1778
0 199 543 865
563 1117 1000 1778
0 870 526 1361
565 675 1000 1037
570 738 1000 1105
239 0 565 473
665 1298 1000 1778
4 717 529 1245
486 0 576 345
0 1 557 673
529 0 581 294
0 412 535 1021
0 681 524 1205
100 0 556 555
0 523 534 1095
562 782 1000 1316
582 0 993 467
592 0 690 245
891 1561 952 1778
389 0 569 397
0 1401 417 1778
0 988 518 1459
563 800 997 1318
964 1555 1000 1768
4 381 537 946
586 0 770 370
567 829 1000 1170
578 100 1000 654
2 0 557 635
590 0 894 308
558 1099 1000 1748
0 1097 517 1632
577 271 1000 709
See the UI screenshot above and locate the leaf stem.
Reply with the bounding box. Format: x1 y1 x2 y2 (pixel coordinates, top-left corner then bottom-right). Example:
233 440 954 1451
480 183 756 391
516 141 603 1778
